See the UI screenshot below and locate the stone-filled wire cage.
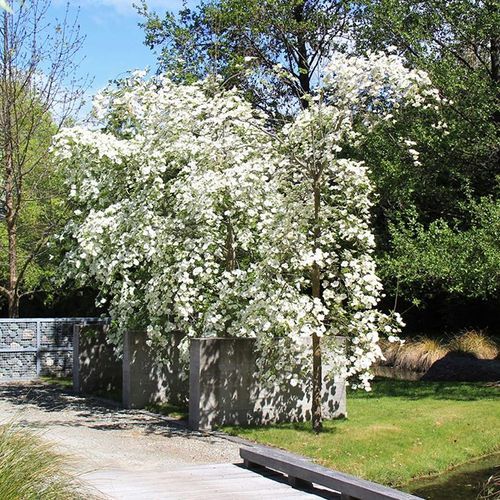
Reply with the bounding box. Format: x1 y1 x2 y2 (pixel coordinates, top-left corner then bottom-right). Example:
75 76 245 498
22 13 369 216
0 318 103 381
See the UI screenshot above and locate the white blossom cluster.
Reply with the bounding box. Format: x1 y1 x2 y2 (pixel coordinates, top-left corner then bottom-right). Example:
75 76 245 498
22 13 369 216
53 53 441 390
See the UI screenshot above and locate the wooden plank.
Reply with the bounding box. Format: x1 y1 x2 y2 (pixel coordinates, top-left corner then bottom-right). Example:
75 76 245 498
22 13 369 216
240 446 423 500
84 463 325 499
174 489 320 500
89 466 252 481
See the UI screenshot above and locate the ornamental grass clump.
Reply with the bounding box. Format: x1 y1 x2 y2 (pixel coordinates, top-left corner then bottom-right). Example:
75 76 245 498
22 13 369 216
0 423 92 500
378 330 499 372
395 337 448 372
380 337 447 372
448 330 498 359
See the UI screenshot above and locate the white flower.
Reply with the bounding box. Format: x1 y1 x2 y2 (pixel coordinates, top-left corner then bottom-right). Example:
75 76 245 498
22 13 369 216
53 50 439 389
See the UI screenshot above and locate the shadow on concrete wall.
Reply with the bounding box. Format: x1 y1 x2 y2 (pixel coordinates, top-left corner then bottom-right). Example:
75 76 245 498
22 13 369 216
123 331 188 409
75 328 347 430
73 324 122 397
74 327 189 409
189 338 346 430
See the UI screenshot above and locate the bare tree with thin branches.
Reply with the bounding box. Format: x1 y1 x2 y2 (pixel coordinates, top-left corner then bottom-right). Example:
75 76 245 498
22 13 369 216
0 0 86 317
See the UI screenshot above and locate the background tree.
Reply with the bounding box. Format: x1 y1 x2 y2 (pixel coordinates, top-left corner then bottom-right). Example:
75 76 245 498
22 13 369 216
0 0 86 317
137 0 353 117
352 0 500 330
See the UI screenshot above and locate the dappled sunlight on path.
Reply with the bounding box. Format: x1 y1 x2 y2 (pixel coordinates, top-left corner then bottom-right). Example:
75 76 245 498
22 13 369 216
0 382 334 499
0 382 240 472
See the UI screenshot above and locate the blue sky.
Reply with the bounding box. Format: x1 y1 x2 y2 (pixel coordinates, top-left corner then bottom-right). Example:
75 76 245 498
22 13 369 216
48 0 199 111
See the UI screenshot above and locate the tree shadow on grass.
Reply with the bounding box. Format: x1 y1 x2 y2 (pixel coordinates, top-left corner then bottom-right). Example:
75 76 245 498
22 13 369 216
350 375 499 402
224 419 339 437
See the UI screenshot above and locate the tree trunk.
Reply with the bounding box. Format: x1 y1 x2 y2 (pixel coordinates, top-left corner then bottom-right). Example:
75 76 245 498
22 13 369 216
5 152 19 318
2 10 19 318
311 180 322 433
311 265 322 433
7 291 19 318
293 1 311 109
225 219 236 272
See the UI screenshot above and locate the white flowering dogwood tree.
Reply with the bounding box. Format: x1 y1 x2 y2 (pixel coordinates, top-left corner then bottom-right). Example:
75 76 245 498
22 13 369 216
53 51 441 430
273 51 443 431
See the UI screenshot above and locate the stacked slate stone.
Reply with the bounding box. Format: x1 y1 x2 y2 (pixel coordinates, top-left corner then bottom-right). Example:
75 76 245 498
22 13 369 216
0 320 75 380
39 322 73 377
0 322 37 380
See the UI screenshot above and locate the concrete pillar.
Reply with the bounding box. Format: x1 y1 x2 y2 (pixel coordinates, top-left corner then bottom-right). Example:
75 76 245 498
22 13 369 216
72 323 121 394
189 337 347 430
122 330 188 409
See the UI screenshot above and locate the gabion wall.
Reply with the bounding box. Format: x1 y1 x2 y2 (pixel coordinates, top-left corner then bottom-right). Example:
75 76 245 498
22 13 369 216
0 318 101 381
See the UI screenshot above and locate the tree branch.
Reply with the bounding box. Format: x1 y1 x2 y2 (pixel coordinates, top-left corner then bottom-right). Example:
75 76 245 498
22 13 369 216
15 234 50 294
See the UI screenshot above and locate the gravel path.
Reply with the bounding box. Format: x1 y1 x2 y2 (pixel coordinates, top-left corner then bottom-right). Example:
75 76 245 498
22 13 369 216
0 382 241 474
0 382 333 499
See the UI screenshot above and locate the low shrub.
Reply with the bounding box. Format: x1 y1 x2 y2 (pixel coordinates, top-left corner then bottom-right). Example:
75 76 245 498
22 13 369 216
0 423 95 500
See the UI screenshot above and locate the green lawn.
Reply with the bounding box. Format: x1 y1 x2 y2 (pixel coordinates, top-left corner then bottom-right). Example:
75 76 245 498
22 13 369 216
224 378 500 487
40 376 73 388
145 402 189 420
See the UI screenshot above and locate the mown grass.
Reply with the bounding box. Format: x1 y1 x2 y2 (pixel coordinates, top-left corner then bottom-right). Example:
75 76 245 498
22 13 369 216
145 402 189 420
40 376 73 388
0 423 97 499
224 378 500 487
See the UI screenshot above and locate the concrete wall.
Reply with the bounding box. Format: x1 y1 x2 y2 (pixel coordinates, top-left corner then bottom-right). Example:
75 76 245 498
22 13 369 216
73 327 188 408
73 324 122 394
122 330 188 409
189 338 347 430
74 329 347 429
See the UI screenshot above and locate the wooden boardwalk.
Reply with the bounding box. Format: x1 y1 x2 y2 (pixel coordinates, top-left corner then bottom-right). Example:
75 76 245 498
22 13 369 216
84 462 335 499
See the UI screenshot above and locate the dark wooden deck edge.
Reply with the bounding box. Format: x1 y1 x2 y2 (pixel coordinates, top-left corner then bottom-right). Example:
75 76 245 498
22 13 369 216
240 446 424 500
